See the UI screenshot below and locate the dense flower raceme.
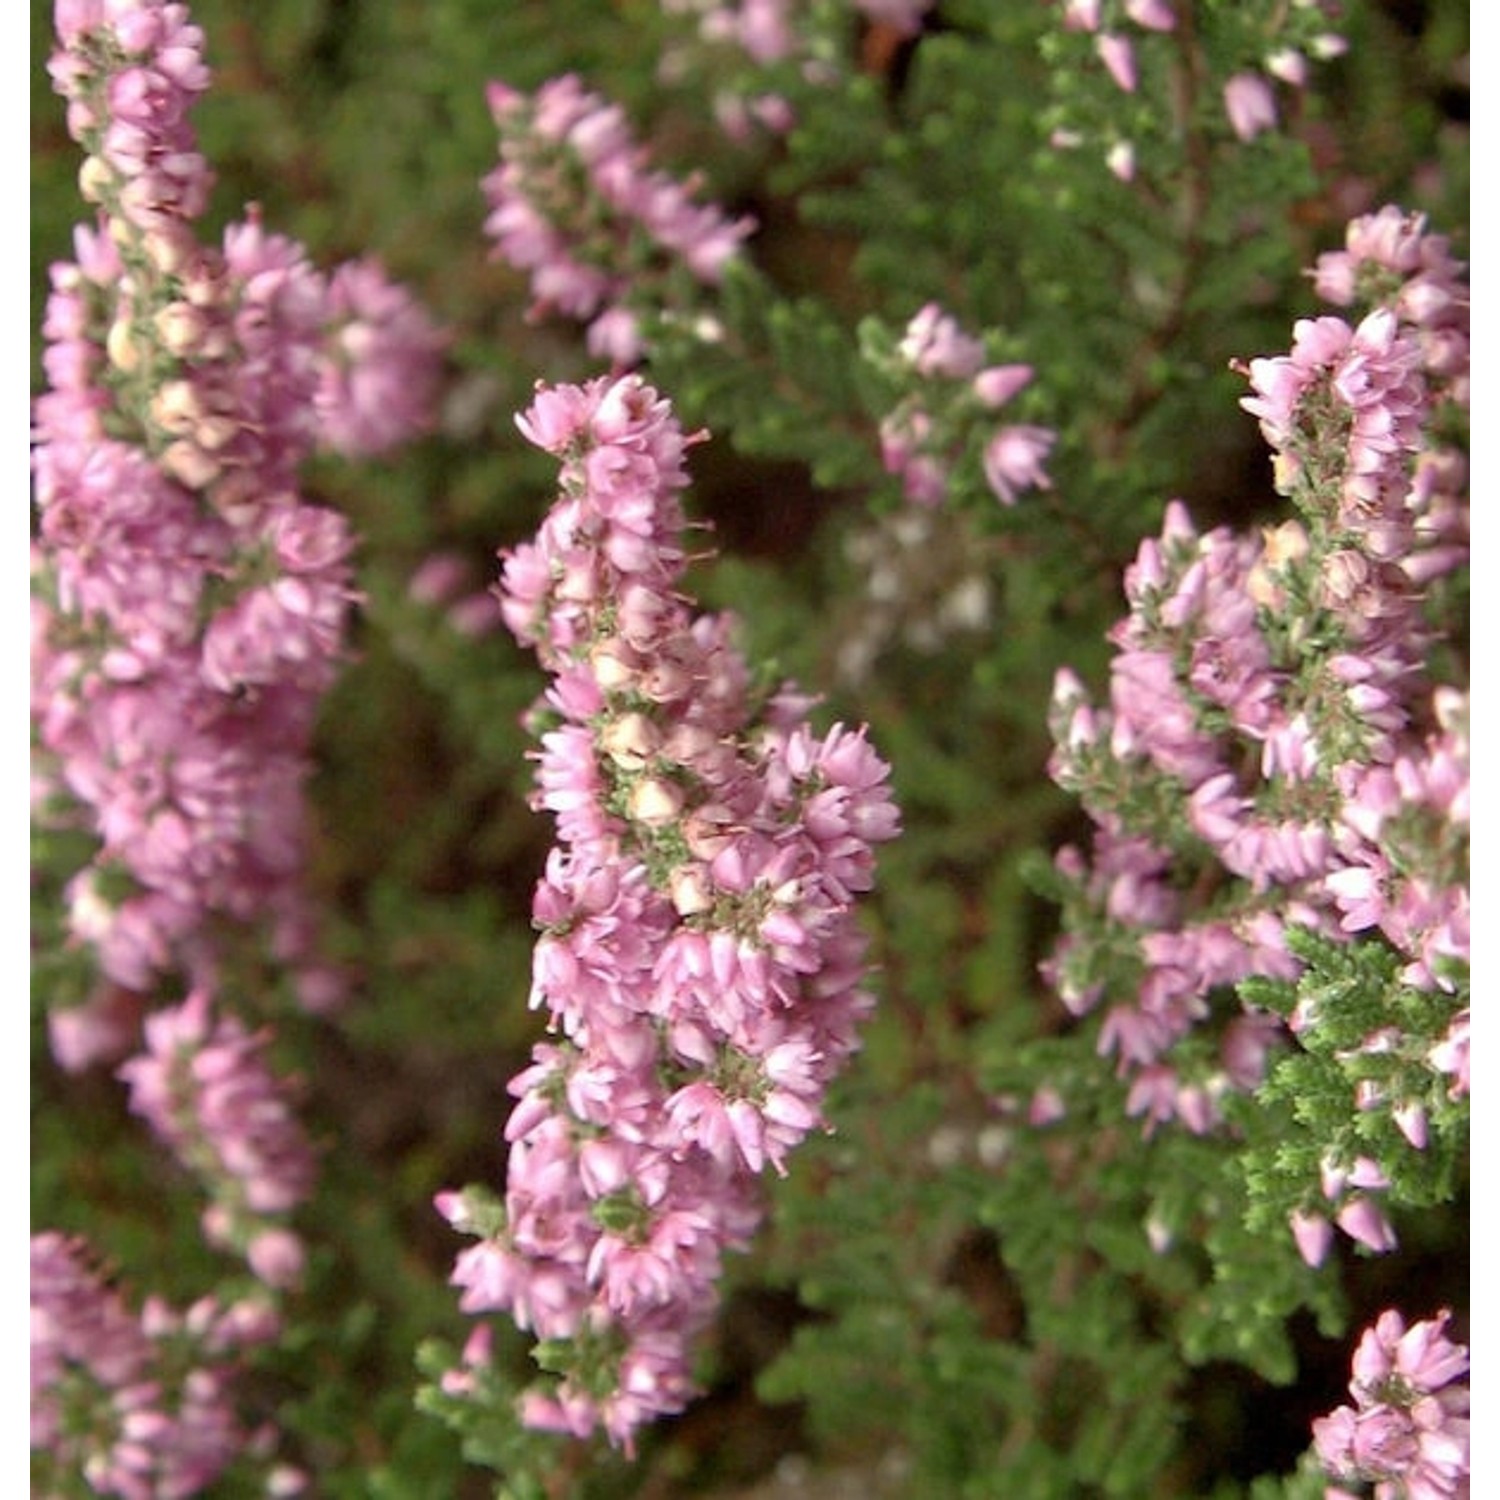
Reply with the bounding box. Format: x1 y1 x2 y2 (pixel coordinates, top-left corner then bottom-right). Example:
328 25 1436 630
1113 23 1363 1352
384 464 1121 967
33 0 446 1027
1041 207 1467 1257
31 1231 292 1499
436 374 900 1449
1312 1308 1470 1499
482 73 755 365
1045 1 1346 178
875 303 1056 509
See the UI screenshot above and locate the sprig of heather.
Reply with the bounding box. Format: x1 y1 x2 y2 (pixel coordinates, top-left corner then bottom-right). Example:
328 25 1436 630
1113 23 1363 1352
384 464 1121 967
118 989 318 1288
1311 1308 1470 1499
651 0 933 142
31 1231 293 1499
33 0 446 1031
481 74 755 366
1040 206 1467 1264
1042 1 1347 180
867 302 1056 509
435 373 899 1451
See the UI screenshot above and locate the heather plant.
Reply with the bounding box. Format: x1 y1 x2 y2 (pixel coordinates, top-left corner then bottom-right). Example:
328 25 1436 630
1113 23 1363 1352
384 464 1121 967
31 2 1468 1499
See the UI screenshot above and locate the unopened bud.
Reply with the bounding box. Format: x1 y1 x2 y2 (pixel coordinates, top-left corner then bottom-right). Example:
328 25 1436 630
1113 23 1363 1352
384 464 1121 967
78 155 113 204
1246 564 1282 609
589 637 639 692
1261 520 1310 567
660 722 717 768
600 712 659 771
151 378 202 434
669 864 714 917
106 316 139 373
629 776 684 828
183 267 222 308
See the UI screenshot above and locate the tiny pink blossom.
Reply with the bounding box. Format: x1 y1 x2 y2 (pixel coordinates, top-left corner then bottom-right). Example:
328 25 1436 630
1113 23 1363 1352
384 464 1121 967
1096 33 1137 93
1223 73 1278 141
972 363 1034 408
1334 1196 1397 1255
1290 1210 1334 1267
1124 0 1175 31
982 424 1055 505
1313 1309 1469 1498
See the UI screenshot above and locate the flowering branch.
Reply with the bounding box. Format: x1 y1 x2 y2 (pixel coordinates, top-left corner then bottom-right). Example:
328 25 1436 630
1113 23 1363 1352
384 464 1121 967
482 74 755 366
434 372 899 1451
34 0 444 1031
31 1232 290 1498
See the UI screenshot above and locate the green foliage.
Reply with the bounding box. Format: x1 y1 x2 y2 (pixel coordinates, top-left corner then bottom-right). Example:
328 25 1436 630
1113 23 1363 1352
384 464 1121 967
1236 929 1470 1235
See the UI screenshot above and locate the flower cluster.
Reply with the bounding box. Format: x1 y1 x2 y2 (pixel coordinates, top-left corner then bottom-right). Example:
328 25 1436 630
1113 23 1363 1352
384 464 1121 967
118 989 317 1287
436 373 899 1449
1044 1 1347 179
1041 205 1467 1260
1312 1308 1470 1499
872 302 1055 508
32 0 445 1027
31 1231 289 1499
482 73 755 365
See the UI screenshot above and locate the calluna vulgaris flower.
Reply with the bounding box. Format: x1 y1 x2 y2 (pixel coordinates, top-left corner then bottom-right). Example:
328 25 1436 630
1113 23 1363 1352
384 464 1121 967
33 0 445 1024
436 373 900 1450
31 1231 287 1499
1312 1308 1470 1499
1042 206 1467 1261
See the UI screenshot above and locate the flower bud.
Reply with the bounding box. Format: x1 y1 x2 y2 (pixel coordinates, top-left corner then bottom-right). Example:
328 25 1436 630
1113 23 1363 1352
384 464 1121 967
669 864 714 917
106 315 139 373
600 711 659 771
589 637 639 692
628 776 684 828
78 154 113 204
151 378 202 434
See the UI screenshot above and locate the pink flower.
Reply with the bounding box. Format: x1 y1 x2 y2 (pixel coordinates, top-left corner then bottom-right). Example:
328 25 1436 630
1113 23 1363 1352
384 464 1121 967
1096 33 1137 93
1333 1195 1397 1255
35 1 438 1019
1223 72 1278 141
1313 1309 1469 1498
1290 1210 1334 1267
1062 0 1102 31
982 424 1055 505
972 363 1034 408
897 303 986 378
1124 0 1175 31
